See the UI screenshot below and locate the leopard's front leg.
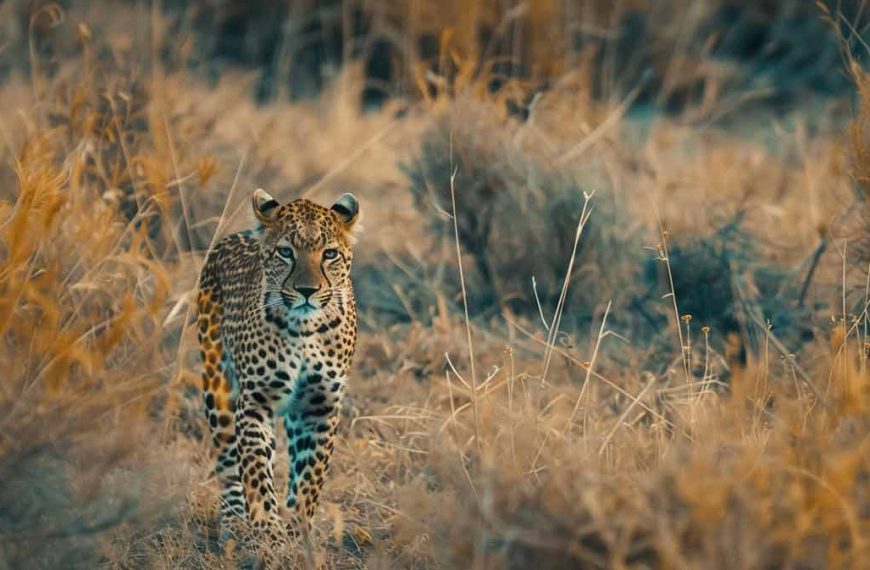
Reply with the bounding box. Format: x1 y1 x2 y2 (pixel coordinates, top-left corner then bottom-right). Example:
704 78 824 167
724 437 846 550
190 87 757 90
234 391 284 540
285 371 345 523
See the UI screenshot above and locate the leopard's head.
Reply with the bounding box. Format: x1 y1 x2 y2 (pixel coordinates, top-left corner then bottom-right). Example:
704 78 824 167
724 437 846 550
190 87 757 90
252 188 359 313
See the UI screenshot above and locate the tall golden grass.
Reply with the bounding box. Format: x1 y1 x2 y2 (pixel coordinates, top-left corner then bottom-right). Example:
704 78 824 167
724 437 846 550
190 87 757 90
0 1 867 568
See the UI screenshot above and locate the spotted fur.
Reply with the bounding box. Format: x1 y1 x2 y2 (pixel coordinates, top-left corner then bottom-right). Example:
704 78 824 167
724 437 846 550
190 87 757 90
197 189 359 537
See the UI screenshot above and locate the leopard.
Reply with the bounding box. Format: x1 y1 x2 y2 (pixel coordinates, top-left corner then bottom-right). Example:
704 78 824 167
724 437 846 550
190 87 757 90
196 188 359 539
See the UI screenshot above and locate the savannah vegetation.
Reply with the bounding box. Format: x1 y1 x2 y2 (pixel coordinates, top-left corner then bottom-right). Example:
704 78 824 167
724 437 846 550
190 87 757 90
0 0 868 568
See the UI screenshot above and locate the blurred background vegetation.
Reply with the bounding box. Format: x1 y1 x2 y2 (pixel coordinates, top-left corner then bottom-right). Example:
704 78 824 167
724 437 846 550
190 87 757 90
6 1 870 104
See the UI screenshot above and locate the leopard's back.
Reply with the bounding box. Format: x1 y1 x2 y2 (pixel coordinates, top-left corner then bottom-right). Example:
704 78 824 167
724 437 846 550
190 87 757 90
198 231 264 358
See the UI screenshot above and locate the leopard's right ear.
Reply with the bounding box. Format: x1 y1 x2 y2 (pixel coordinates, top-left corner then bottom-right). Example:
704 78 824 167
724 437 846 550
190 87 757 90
252 188 280 223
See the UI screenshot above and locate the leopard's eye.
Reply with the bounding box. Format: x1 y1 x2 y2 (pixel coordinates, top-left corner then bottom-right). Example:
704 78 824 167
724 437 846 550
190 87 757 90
323 248 339 260
276 246 294 260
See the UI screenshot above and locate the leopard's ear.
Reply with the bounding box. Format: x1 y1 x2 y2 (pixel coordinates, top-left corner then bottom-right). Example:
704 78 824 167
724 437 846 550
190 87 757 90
330 193 359 230
252 188 280 223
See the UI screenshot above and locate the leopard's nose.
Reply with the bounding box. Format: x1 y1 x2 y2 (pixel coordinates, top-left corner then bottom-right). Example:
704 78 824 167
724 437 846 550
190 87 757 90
295 286 319 300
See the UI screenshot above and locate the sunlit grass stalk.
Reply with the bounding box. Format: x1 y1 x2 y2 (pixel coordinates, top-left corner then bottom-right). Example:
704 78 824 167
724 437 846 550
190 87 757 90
541 190 595 385
564 300 611 439
762 319 771 403
700 326 712 398
447 132 481 451
863 262 869 378
651 218 690 384
840 239 849 385
682 314 693 390
598 374 655 458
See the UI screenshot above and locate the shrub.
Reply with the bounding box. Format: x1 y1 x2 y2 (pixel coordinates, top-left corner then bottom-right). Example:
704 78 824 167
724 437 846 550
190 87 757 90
402 100 643 328
630 217 824 379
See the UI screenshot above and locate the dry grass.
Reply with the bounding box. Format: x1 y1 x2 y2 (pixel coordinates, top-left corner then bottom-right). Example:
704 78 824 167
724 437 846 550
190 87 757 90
0 1 868 569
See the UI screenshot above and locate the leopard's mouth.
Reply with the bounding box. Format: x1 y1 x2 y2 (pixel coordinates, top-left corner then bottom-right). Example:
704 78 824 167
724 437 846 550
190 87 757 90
280 293 321 312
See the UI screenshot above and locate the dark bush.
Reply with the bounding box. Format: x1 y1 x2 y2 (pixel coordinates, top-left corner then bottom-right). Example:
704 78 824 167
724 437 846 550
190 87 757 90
402 104 643 328
640 218 821 366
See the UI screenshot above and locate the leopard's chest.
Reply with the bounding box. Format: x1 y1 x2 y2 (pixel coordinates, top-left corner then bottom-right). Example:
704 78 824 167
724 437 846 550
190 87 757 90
226 305 356 412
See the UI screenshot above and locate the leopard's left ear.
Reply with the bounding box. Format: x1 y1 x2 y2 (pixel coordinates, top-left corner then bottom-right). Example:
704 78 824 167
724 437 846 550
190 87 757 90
330 193 360 231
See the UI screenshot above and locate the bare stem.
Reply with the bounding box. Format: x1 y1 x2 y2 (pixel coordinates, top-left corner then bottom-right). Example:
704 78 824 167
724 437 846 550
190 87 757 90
564 300 612 436
448 132 481 451
541 191 595 385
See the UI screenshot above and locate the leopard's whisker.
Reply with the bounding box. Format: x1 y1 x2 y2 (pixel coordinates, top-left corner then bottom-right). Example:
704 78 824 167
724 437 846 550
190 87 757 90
261 299 285 310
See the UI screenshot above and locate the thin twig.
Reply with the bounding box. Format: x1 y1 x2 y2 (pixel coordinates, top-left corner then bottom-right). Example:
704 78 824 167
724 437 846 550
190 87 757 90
163 110 197 254
556 79 646 166
648 201 689 383
598 374 656 456
564 301 611 435
447 132 481 450
541 191 595 385
746 312 824 403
